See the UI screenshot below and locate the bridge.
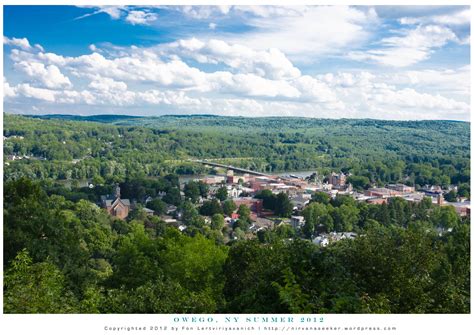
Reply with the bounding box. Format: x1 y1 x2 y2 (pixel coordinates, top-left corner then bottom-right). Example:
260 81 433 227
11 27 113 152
190 159 272 177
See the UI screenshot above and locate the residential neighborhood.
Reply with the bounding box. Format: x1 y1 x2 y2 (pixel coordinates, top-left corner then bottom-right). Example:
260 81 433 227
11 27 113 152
98 164 470 245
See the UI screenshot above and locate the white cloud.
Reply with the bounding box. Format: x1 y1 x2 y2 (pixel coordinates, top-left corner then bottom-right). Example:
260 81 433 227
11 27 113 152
75 6 158 26
14 61 72 89
125 10 158 25
3 78 17 98
168 38 301 80
101 6 123 19
15 84 57 102
399 8 470 26
88 76 127 92
218 73 301 98
4 36 33 50
348 25 460 67
176 5 231 19
209 22 217 30
370 87 469 111
384 66 470 97
4 32 470 121
227 6 379 60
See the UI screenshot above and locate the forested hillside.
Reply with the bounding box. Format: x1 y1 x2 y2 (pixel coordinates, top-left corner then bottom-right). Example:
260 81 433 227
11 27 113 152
3 178 470 313
2 114 470 314
4 114 470 188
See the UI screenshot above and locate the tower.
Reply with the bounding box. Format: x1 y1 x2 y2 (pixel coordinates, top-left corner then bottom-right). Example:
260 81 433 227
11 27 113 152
437 193 444 206
115 184 121 199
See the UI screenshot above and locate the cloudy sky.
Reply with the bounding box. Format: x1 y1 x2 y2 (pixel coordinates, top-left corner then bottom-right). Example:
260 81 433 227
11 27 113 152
3 5 471 120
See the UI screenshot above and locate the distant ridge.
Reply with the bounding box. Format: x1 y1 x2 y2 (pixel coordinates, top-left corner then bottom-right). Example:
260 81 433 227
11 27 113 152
27 114 143 123
21 113 468 124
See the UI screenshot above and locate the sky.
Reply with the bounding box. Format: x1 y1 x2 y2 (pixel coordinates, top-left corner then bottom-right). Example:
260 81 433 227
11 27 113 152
2 5 471 120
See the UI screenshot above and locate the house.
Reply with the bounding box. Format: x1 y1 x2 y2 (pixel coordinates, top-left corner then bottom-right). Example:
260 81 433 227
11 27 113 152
312 236 329 247
291 216 305 229
166 205 177 214
142 207 155 216
101 185 131 220
290 194 311 210
231 213 240 220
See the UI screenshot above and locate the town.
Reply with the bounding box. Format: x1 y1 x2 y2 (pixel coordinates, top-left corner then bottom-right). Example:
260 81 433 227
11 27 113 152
98 162 470 246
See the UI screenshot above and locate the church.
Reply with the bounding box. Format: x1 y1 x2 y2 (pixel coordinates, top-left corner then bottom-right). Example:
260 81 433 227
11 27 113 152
101 184 131 220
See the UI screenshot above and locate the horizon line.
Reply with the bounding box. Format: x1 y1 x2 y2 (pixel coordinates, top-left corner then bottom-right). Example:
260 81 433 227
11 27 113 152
4 112 471 123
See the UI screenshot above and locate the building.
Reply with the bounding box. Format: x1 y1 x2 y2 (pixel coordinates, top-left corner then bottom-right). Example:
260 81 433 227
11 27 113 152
101 185 131 220
367 197 388 205
365 187 401 198
386 184 415 193
233 198 263 215
291 216 305 229
329 172 347 187
447 201 471 217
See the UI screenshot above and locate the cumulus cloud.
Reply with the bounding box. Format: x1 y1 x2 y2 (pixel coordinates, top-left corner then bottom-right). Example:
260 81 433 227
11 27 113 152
4 36 33 50
3 78 17 98
15 83 57 102
125 10 158 25
88 76 127 92
3 31 470 121
168 38 301 80
14 61 72 89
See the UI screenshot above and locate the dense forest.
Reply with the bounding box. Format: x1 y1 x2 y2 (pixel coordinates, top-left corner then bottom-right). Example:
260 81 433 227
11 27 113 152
4 114 470 189
3 178 470 313
3 113 470 314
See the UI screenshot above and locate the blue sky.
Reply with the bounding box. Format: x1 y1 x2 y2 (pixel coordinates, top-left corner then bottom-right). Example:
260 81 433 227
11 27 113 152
3 5 471 120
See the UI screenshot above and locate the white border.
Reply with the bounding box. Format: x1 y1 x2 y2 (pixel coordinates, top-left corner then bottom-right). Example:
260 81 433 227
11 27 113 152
1 1 472 334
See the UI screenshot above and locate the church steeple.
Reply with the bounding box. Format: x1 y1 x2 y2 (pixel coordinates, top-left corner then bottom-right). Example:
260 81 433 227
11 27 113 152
115 184 121 199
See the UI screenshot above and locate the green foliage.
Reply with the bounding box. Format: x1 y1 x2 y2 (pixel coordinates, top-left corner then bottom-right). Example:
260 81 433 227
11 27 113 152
216 186 228 201
146 198 167 215
302 202 334 236
311 191 331 205
4 115 469 189
2 112 471 314
222 199 237 216
200 199 223 216
184 181 201 203
347 175 370 190
4 250 78 313
211 214 225 231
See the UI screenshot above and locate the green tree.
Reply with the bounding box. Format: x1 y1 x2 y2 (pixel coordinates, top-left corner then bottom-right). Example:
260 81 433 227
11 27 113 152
211 214 225 231
444 190 457 202
274 192 293 217
311 192 331 205
181 201 199 226
4 250 78 313
162 187 181 206
222 200 237 216
216 186 228 201
184 181 201 203
147 198 167 215
200 199 223 216
347 175 370 190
